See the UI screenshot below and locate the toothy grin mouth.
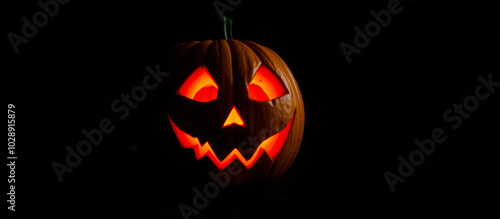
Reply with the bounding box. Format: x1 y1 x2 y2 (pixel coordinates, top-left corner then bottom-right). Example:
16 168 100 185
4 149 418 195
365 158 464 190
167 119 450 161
168 113 295 170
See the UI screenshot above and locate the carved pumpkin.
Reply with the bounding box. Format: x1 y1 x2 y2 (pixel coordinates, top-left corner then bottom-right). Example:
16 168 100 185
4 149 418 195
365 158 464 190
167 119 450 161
166 39 304 181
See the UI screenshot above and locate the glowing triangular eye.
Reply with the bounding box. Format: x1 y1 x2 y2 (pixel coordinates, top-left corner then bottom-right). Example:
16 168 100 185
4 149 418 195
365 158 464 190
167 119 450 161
248 65 288 101
177 66 219 102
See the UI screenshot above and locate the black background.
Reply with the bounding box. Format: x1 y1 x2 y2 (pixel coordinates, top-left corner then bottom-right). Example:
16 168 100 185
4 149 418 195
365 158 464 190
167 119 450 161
4 0 499 218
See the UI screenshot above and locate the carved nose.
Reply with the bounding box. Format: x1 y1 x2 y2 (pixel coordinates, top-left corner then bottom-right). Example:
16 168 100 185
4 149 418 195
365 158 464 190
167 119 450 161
222 106 246 128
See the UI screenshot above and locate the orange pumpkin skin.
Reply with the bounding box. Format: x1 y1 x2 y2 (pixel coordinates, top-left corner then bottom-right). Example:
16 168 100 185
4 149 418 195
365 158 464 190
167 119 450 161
166 39 305 182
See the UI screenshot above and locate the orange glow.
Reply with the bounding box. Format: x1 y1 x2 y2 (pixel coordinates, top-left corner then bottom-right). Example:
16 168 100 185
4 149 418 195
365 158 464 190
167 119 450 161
248 65 287 101
168 114 295 170
222 106 246 128
177 66 219 102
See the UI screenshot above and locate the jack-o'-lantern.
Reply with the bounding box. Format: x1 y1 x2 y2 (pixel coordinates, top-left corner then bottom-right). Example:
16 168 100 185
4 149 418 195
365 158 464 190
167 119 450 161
166 38 304 182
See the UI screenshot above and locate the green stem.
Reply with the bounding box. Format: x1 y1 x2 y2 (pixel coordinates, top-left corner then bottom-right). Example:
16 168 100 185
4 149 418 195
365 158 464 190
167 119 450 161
222 15 233 40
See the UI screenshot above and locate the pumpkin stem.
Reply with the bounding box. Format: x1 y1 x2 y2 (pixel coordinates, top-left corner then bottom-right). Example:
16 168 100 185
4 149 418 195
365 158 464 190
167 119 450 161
213 9 233 40
222 14 233 40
